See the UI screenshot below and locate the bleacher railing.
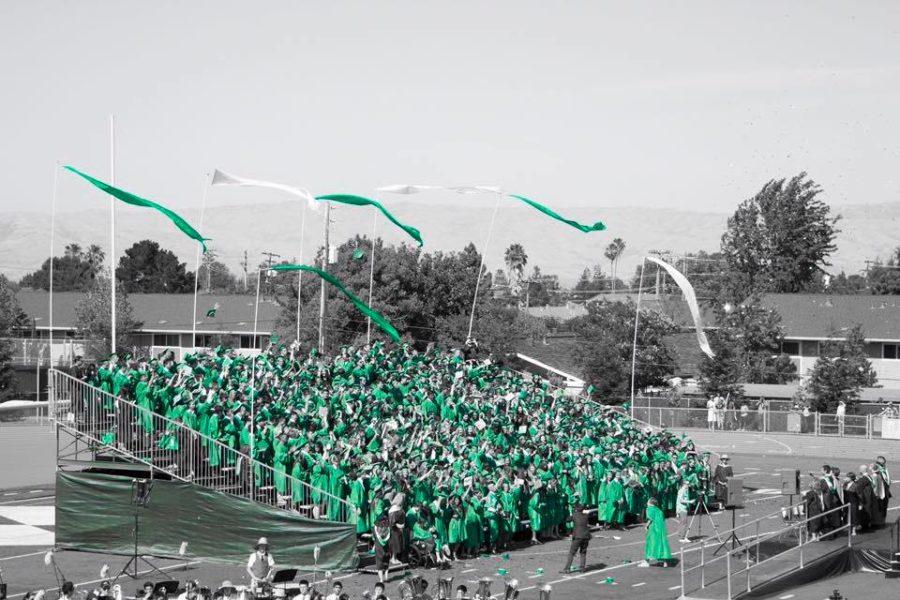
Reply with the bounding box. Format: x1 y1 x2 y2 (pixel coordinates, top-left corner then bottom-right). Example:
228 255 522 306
49 369 354 523
631 405 895 439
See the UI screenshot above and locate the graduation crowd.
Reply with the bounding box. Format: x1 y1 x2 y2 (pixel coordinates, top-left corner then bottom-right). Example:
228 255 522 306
85 341 711 573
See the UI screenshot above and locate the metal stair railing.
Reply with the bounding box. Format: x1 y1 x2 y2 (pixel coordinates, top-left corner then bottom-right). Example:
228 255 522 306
49 368 354 523
680 502 852 599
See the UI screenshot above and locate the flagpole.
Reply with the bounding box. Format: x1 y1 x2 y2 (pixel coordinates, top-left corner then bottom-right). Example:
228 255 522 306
366 210 377 344
49 163 60 369
295 203 308 341
466 193 503 341
250 269 262 499
191 173 211 350
109 115 117 355
629 257 646 420
318 202 331 350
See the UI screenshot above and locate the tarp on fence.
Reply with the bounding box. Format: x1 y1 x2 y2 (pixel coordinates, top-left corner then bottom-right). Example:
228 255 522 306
55 471 358 570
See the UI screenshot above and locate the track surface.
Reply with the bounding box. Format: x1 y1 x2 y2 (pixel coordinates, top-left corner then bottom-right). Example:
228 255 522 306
1 424 898 599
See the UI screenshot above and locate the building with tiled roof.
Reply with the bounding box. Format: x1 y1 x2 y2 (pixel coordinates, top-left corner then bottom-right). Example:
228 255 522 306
759 294 900 388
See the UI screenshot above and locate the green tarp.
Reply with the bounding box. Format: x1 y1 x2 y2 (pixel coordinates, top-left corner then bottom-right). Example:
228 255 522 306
55 471 358 570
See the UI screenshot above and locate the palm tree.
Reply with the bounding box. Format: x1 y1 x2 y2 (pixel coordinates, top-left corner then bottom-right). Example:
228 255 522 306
504 243 528 298
85 244 106 277
604 238 626 292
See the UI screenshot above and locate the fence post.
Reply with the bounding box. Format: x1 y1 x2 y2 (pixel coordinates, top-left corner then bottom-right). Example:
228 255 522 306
679 546 685 595
700 542 705 588
726 549 732 600
848 503 853 548
798 521 804 568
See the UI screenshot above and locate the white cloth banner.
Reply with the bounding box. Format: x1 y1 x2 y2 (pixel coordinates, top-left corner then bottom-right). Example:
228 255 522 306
211 169 318 210
645 256 715 359
377 183 503 195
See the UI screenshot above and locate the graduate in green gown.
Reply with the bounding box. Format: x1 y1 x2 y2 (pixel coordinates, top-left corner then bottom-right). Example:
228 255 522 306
603 472 626 528
643 497 673 566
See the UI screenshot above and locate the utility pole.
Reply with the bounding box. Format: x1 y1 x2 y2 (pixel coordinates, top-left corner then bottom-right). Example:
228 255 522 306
318 202 332 350
261 251 281 296
240 250 249 292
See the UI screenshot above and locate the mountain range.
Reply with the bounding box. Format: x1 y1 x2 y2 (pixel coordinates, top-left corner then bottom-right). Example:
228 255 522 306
1 200 897 286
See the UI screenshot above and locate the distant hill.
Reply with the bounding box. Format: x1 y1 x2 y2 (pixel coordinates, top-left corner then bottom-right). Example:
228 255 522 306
1 199 897 285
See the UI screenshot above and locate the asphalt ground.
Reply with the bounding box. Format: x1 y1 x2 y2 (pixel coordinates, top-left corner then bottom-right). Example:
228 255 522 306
1 425 898 599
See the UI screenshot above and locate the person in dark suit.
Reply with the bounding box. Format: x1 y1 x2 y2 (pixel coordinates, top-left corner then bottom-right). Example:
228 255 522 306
713 455 733 508
561 502 592 573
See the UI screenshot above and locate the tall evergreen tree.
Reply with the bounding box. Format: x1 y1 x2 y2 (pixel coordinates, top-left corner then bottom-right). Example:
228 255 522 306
806 325 877 412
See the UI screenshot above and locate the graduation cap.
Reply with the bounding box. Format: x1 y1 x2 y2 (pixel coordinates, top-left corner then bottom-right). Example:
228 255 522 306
352 247 366 261
206 302 220 318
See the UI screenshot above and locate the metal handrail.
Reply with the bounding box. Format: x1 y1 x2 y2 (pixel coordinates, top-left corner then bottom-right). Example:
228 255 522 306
49 368 355 523
680 499 806 558
681 501 852 599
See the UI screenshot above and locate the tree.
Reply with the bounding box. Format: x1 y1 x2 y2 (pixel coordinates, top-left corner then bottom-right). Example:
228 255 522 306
828 271 867 295
720 173 838 303
867 248 900 295
504 243 528 299
604 237 626 292
274 237 488 353
436 303 546 361
74 276 142 361
197 248 239 293
116 240 194 293
20 243 106 291
806 325 877 413
524 266 562 307
571 299 677 403
0 275 27 401
699 300 796 397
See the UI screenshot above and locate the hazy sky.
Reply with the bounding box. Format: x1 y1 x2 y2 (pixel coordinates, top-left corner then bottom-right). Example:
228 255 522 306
2 1 900 216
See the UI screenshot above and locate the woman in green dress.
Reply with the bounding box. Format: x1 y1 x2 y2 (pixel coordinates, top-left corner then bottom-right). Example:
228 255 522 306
643 497 673 566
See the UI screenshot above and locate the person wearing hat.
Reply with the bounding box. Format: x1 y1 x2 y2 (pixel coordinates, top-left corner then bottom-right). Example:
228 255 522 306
246 537 275 591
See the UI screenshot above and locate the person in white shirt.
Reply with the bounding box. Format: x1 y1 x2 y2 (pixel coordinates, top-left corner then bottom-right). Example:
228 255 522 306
246 537 275 591
324 581 344 600
676 479 692 542
706 398 717 430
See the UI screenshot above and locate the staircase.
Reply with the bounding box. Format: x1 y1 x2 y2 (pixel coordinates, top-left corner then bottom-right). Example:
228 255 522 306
48 368 354 523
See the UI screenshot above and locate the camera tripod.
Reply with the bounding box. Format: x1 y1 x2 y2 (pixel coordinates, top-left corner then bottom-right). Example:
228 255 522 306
712 507 744 556
687 496 723 544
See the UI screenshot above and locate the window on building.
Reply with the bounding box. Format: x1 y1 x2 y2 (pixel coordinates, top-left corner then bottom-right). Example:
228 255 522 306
884 343 898 360
153 333 180 347
781 341 800 356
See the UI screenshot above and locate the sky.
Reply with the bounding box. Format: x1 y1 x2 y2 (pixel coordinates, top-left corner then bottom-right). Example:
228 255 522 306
2 1 900 219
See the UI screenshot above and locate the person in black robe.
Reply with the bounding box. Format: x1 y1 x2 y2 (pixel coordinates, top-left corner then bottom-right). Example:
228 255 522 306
713 455 733 508
803 481 824 540
843 472 860 536
873 456 892 527
854 465 875 531
819 465 841 533
868 464 887 528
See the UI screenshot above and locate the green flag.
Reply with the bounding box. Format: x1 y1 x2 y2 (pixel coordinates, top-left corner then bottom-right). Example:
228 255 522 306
316 194 423 246
270 264 401 342
206 308 217 318
64 166 210 251
509 194 606 233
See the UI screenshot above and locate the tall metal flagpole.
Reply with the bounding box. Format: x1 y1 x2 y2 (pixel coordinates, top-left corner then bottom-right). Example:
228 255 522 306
295 204 308 341
366 211 377 344
250 269 262 499
629 257 646 420
49 164 60 371
466 193 503 341
191 173 211 350
318 202 331 350
109 115 117 355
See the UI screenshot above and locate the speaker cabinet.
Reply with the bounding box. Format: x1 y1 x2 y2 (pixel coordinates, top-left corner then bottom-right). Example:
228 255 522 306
781 469 801 495
725 478 744 507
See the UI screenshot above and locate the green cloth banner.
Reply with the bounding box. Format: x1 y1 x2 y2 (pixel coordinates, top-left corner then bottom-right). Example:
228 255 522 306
55 471 358 569
64 166 211 251
271 264 401 342
316 194 423 246
509 194 606 233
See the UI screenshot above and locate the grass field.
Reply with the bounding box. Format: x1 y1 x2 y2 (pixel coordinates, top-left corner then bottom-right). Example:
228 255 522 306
1 425 897 599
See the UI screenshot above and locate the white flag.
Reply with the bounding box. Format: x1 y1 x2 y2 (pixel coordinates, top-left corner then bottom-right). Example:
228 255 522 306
211 169 318 211
376 184 441 194
645 256 715 359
